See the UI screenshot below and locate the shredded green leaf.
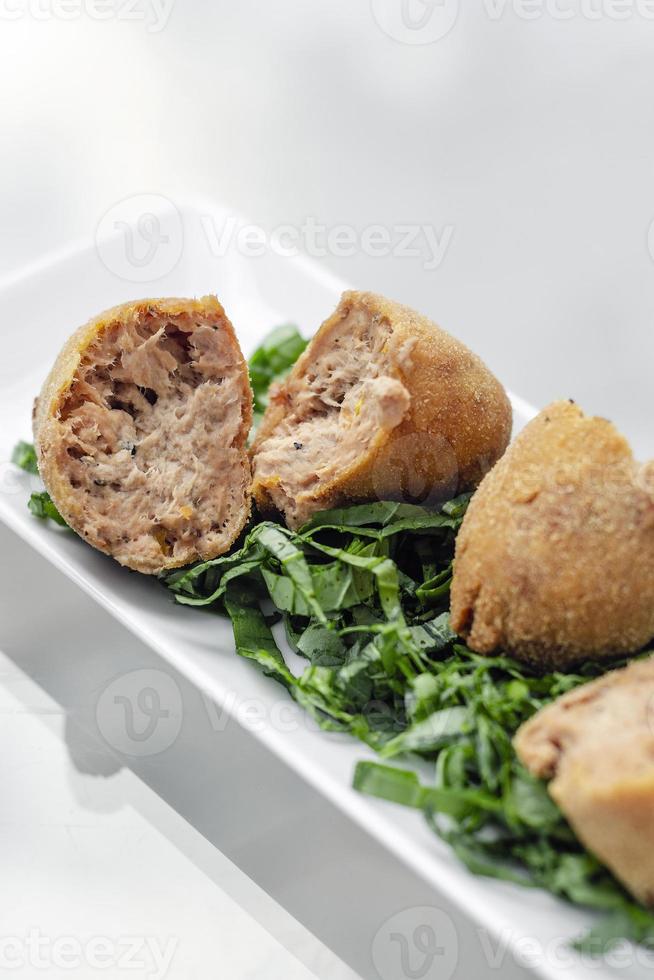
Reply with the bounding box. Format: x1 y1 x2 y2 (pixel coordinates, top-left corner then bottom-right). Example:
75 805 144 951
27 490 68 527
13 442 68 526
12 440 39 475
248 323 307 427
163 495 654 951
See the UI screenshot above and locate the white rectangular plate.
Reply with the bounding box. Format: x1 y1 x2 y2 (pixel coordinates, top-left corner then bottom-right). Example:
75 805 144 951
0 198 644 980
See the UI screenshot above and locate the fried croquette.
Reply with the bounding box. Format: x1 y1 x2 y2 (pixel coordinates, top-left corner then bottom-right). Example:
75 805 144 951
450 400 654 668
515 656 654 906
34 296 252 574
250 291 512 529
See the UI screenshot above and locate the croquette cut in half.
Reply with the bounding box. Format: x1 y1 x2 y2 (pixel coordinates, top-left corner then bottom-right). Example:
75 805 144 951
250 291 512 528
33 296 253 574
451 400 654 668
515 656 654 906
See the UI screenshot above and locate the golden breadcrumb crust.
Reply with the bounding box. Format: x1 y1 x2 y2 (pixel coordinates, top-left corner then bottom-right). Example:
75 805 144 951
251 291 512 524
451 400 654 667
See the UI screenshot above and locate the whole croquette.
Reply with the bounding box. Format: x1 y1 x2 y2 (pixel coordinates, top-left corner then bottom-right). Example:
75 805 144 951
250 291 512 529
450 400 654 668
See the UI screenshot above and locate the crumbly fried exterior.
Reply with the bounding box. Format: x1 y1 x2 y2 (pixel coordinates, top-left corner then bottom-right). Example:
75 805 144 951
251 291 512 527
34 296 252 574
451 400 654 667
515 656 654 906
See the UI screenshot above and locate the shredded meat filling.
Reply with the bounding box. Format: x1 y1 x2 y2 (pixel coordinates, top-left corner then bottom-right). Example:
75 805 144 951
55 310 248 568
252 307 410 526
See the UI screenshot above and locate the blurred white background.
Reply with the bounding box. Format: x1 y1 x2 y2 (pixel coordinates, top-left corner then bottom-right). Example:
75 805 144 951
2 0 653 455
1 6 654 978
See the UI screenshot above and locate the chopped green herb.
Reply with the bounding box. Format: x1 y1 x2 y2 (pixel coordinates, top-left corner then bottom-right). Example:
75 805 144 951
28 490 67 527
12 440 39 475
248 323 307 427
163 494 654 950
11 440 68 527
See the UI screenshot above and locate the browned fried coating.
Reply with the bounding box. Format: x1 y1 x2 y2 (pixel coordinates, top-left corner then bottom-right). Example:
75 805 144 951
250 291 512 528
515 656 654 906
451 400 654 668
34 296 252 574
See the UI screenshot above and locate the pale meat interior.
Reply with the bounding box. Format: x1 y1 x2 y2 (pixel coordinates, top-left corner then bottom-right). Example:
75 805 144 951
252 304 410 526
55 309 248 568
